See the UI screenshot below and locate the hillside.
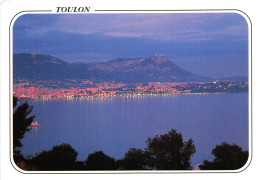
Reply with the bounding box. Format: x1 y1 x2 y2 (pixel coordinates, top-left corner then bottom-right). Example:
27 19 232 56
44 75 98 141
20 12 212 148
13 53 212 83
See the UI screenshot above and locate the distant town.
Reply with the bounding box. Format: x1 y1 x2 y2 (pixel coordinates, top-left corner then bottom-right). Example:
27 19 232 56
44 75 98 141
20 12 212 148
13 78 248 100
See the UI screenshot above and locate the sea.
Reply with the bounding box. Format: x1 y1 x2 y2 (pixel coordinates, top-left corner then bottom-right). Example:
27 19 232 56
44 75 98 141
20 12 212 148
21 93 249 169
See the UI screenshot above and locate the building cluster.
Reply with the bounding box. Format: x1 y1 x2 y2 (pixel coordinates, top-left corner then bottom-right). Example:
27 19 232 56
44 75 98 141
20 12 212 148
13 80 248 100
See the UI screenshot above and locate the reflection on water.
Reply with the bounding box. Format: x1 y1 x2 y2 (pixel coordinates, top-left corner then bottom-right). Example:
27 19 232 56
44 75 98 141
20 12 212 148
21 93 249 167
30 126 39 135
35 93 181 105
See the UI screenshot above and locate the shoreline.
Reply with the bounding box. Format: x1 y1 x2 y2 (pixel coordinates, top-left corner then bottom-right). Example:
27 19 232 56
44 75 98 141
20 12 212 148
17 91 248 101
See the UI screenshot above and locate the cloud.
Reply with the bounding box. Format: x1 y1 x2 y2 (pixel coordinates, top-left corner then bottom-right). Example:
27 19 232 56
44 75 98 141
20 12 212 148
103 32 143 38
14 13 248 42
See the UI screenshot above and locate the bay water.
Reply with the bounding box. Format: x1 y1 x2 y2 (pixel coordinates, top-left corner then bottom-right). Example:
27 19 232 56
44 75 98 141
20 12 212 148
21 93 249 168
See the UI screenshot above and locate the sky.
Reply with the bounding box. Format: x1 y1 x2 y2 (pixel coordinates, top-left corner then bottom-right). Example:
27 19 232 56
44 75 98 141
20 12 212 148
13 13 249 78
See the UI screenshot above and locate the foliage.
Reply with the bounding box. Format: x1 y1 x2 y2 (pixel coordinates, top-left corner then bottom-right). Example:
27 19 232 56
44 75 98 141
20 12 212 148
26 129 196 171
117 129 196 170
116 148 150 170
13 96 35 161
199 142 249 170
145 129 196 170
85 151 117 170
31 143 79 170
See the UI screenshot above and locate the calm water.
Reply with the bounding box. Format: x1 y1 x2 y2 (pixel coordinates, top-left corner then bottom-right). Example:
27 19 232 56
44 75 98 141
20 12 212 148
21 93 249 168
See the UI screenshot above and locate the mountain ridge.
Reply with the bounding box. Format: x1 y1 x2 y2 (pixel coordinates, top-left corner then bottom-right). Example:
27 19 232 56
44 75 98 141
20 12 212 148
13 53 247 84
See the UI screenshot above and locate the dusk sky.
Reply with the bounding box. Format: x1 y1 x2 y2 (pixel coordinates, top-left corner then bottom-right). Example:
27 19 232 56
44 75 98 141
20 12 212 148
13 13 249 78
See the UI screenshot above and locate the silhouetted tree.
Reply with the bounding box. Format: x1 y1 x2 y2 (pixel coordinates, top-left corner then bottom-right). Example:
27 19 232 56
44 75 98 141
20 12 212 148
32 143 79 170
117 148 150 170
145 129 196 170
13 96 35 161
73 161 86 170
199 142 249 170
85 151 117 170
13 96 18 107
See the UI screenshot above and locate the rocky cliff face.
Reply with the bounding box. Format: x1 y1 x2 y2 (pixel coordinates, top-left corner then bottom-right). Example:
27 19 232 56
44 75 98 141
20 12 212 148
89 55 180 72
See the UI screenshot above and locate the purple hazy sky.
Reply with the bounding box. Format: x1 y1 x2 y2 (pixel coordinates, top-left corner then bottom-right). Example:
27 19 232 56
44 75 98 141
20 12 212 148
13 13 249 78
